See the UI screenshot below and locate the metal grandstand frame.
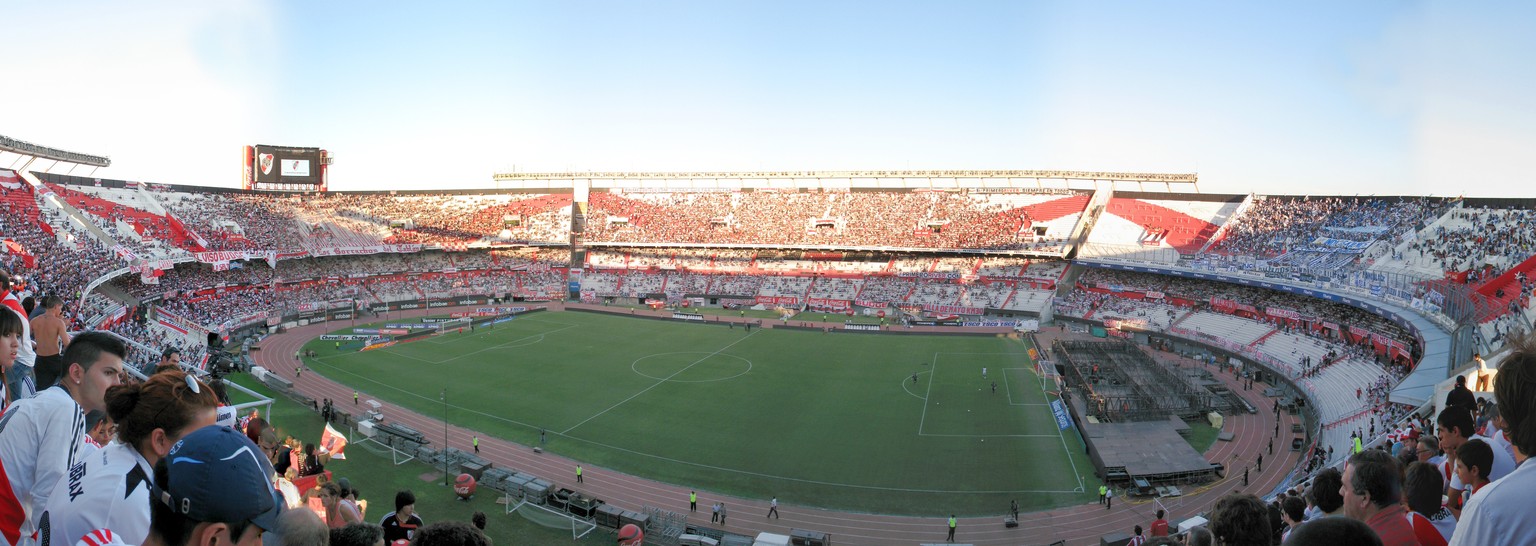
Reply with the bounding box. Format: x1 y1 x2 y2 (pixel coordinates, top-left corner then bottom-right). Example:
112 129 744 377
1052 339 1236 422
0 132 111 174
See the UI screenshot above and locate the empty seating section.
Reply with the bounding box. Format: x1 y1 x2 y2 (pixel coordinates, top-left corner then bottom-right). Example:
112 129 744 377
956 284 1012 309
1092 300 1183 331
1006 289 1056 314
1086 197 1242 255
808 278 860 300
1305 359 1378 429
907 282 962 306
1177 312 1275 345
1255 331 1332 367
758 276 812 298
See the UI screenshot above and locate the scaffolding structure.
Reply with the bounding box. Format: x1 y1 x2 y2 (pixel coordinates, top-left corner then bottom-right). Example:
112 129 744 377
1053 339 1238 422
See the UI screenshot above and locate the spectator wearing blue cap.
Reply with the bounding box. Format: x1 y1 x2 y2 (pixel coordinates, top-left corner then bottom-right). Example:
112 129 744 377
146 425 286 546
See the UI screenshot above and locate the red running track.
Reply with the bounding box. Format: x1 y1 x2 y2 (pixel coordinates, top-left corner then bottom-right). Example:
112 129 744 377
255 305 1302 545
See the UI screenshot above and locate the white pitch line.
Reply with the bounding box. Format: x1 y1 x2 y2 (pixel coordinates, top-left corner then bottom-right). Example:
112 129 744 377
899 371 930 400
562 330 760 434
917 433 1060 438
917 352 938 434
367 322 569 364
1033 348 1087 493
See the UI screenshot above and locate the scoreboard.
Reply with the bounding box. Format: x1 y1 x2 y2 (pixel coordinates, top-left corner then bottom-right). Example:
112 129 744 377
243 145 330 192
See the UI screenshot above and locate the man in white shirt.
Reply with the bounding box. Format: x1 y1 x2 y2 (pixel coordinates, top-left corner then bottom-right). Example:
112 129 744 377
1482 403 1517 463
1451 334 1536 545
0 333 126 546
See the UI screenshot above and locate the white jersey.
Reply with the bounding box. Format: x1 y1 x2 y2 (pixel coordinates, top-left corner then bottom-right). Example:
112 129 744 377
1487 429 1517 464
38 443 153 546
0 386 88 546
1449 459 1536 546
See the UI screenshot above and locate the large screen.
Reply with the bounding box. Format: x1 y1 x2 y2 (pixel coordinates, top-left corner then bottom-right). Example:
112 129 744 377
253 145 321 184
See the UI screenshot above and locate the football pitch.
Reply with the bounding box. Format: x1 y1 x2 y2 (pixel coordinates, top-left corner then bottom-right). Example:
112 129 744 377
302 310 1094 515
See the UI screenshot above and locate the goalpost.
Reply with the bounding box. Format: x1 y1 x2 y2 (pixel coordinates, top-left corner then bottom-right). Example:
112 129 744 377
1037 359 1061 394
504 496 598 541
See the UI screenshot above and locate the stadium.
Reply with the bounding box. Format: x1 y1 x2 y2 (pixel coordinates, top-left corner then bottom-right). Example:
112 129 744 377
3 127 1531 546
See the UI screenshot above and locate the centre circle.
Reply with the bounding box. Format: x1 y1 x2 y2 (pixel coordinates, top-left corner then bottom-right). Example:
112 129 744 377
631 352 753 383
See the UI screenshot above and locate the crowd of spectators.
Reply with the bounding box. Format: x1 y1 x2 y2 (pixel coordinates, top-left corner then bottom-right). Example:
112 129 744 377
2 184 123 329
1388 205 1536 281
1207 196 1447 262
582 190 1082 251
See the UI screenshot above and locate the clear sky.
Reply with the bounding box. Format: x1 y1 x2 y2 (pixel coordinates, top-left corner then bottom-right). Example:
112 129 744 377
2 1 1533 197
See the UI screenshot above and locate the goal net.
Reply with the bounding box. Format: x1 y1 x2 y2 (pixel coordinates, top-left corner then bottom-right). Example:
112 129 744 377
504 497 598 541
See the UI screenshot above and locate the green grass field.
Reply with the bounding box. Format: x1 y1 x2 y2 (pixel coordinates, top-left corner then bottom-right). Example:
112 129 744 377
302 310 1094 515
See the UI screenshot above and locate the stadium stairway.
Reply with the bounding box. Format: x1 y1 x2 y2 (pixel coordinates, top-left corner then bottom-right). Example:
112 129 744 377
1 186 43 226
1249 328 1281 347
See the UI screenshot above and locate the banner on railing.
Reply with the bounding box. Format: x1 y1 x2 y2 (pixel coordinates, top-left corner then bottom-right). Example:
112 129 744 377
1306 237 1373 253
1266 307 1300 319
806 297 850 311
896 272 961 280
1050 400 1073 430
755 295 799 306
307 244 423 257
922 304 984 316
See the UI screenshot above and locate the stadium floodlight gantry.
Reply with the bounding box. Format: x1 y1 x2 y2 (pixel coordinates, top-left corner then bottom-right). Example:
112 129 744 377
0 132 112 172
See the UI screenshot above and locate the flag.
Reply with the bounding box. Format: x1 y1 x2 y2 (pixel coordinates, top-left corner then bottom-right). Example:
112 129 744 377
320 423 348 460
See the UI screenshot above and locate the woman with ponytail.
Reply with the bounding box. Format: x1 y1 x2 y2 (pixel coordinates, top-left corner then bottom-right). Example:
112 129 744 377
37 370 220 546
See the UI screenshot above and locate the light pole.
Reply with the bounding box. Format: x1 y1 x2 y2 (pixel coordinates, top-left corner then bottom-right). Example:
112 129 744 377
442 387 451 486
